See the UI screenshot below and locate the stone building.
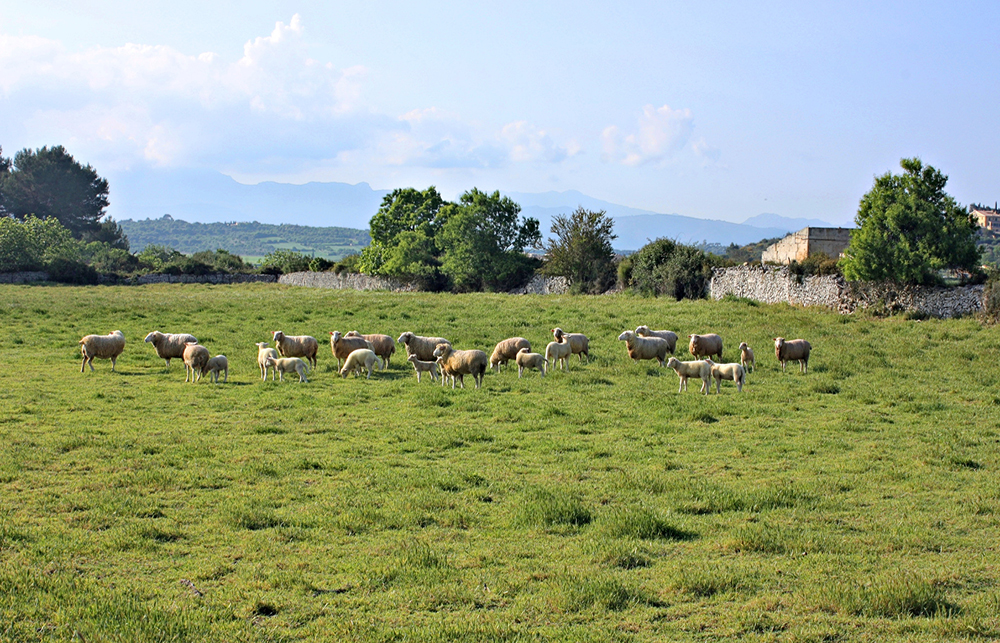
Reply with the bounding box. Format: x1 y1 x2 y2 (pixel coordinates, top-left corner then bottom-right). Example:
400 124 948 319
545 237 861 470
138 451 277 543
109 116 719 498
761 227 853 264
971 205 1000 232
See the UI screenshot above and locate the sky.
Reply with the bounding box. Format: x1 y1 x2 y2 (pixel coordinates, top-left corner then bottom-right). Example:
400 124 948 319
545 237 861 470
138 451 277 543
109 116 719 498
1 1 998 226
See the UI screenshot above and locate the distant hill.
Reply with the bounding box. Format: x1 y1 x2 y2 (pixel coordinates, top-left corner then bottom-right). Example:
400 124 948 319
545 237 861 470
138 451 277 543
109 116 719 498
742 212 842 232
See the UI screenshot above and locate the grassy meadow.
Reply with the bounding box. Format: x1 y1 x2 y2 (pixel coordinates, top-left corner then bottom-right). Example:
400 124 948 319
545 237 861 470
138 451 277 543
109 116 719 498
1 283 999 642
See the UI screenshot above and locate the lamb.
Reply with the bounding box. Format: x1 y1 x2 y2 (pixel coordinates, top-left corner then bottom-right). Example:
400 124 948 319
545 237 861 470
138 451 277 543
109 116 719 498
738 342 756 372
635 325 678 354
406 354 439 383
143 331 197 367
263 356 309 382
339 348 383 379
665 357 713 395
545 338 573 372
182 342 210 383
329 331 373 369
617 330 670 366
774 337 811 373
256 342 280 381
432 343 488 389
273 331 319 369
489 337 531 372
710 362 746 393
79 330 126 372
344 331 395 369
551 328 589 363
515 348 547 378
205 355 229 384
397 332 451 362
688 333 724 362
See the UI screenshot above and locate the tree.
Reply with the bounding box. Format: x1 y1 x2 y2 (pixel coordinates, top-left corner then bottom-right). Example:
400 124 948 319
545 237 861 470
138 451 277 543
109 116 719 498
840 158 981 285
542 207 618 294
359 187 445 277
621 237 722 299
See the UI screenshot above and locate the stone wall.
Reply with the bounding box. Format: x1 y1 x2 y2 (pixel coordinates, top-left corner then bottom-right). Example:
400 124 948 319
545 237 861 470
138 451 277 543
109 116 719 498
508 275 570 295
278 271 417 292
135 273 277 285
0 271 49 284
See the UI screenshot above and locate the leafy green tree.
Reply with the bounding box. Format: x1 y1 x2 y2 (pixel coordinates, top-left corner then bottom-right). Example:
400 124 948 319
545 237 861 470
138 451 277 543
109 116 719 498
359 187 445 276
623 237 722 299
0 215 81 272
840 158 981 284
137 245 184 271
258 249 311 275
542 207 618 294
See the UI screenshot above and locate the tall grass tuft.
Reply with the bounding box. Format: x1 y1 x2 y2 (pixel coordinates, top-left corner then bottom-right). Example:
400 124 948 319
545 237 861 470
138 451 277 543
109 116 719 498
560 575 654 612
601 506 693 541
515 487 592 529
671 564 757 597
820 573 957 618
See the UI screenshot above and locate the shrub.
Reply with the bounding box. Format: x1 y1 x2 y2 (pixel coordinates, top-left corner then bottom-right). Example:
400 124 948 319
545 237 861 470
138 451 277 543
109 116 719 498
258 249 311 275
625 238 723 299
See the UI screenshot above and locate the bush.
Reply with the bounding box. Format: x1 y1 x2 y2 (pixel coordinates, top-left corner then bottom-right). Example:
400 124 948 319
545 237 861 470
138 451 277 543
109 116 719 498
46 257 98 284
625 238 722 299
258 250 311 275
333 253 361 274
308 256 334 272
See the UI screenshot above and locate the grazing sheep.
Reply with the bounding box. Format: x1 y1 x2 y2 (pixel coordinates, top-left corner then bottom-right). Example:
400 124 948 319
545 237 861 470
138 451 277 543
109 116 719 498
205 355 229 383
774 337 811 373
339 348 383 379
182 342 210 383
79 330 126 372
665 357 713 395
545 339 573 372
406 354 439 383
329 331 373 369
397 332 451 362
551 328 589 363
688 333 724 361
617 330 670 366
272 331 318 369
738 342 756 372
345 331 395 369
256 342 280 381
263 356 309 383
490 337 531 371
710 362 746 393
433 343 488 390
143 331 197 367
515 348 547 378
635 325 678 354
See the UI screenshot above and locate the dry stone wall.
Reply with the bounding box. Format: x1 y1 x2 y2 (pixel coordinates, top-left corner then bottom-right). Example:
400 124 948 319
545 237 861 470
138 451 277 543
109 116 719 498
135 273 276 285
278 271 417 292
0 271 49 283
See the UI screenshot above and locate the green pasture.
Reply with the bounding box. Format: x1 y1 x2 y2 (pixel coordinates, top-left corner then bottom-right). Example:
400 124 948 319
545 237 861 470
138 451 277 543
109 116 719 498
1 284 999 642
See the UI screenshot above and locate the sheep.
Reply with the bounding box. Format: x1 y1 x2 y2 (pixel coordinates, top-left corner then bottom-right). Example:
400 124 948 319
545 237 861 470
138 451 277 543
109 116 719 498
329 331 373 369
551 328 589 363
489 337 531 372
79 330 126 372
515 348 547 378
738 342 756 372
406 354 439 383
263 356 309 383
345 331 395 369
339 348 382 379
432 343 488 389
143 331 197 367
397 332 451 362
545 338 573 372
688 333 724 362
665 357 713 395
256 342 280 381
617 330 670 366
774 337 811 373
182 342 210 383
272 331 318 369
635 325 678 354
710 362 746 393
205 355 229 383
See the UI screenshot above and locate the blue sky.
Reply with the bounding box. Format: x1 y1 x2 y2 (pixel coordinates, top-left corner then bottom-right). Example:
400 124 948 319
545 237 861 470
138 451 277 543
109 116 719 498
1 1 997 225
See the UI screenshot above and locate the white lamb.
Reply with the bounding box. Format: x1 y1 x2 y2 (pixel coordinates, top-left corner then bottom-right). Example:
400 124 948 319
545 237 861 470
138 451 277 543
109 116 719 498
665 357 712 395
710 362 746 393
339 348 383 379
515 348 547 378
256 342 279 381
406 354 439 383
263 356 309 383
545 338 572 372
205 355 229 384
79 330 126 372
738 342 755 372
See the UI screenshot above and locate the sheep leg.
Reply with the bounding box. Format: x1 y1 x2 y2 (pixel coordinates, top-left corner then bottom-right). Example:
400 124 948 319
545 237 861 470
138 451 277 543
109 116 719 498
81 355 88 373
518 366 523 378
111 356 117 372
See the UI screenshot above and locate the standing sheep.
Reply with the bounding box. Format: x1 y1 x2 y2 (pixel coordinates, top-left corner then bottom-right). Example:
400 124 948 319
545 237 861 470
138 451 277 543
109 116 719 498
774 337 811 373
710 362 746 393
143 331 197 367
79 331 126 372
256 342 280 381
433 343 488 390
489 337 531 372
551 328 589 363
273 331 318 369
406 354 439 383
205 355 229 383
345 331 395 369
330 331 373 369
635 326 678 354
515 348 547 378
688 333 724 362
263 356 310 382
339 348 383 379
545 338 572 372
397 332 451 362
665 357 713 395
738 342 756 372
617 330 670 366
182 342 210 383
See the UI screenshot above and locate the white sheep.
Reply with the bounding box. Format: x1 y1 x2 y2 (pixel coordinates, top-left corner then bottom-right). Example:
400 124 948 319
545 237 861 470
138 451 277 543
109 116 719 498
263 356 309 383
617 330 670 366
272 331 318 369
551 328 589 363
774 337 811 373
182 342 210 383
339 348 383 379
688 333 724 362
345 331 395 369
665 357 713 395
545 339 572 372
433 343 488 389
710 362 746 393
406 354 439 383
397 332 451 362
490 337 531 371
515 348 547 378
635 325 678 354
256 342 280 381
329 331 373 369
738 342 756 372
79 330 126 372
205 355 229 383
143 331 197 367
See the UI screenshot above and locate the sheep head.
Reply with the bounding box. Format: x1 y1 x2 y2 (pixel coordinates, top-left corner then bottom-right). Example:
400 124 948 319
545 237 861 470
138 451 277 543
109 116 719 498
397 332 412 345
432 343 452 359
144 331 160 344
330 331 342 343
617 331 634 342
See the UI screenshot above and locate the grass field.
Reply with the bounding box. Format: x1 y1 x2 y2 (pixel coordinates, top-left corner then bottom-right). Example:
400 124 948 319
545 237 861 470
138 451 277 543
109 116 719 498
1 284 999 642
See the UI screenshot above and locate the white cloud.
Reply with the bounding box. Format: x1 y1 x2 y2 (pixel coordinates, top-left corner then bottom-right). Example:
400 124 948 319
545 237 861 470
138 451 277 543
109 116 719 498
602 104 701 166
499 121 574 163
